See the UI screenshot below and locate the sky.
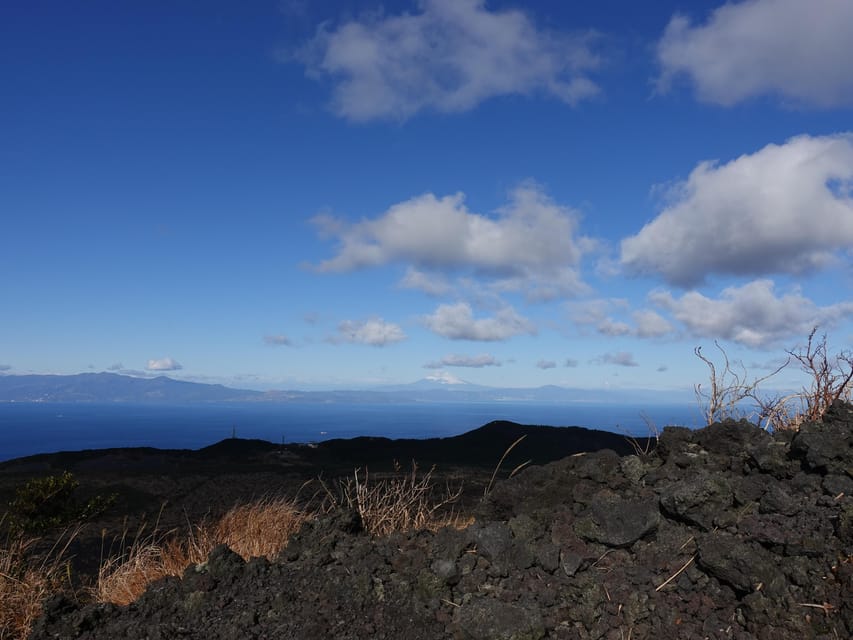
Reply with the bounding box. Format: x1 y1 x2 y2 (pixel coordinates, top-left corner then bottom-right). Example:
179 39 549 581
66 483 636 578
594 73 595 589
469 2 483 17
2 0 853 394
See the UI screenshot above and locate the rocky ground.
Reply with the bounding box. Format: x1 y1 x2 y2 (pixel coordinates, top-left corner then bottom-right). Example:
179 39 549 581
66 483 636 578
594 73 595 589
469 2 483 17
20 405 853 638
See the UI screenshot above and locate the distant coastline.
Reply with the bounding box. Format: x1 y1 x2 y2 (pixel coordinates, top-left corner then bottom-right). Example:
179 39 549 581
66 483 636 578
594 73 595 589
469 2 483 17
0 372 691 405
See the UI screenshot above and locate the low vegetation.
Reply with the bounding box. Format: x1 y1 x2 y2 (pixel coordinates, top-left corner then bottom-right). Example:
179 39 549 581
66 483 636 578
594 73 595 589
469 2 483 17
323 463 469 536
7 471 115 535
695 327 853 430
0 520 76 640
92 496 309 606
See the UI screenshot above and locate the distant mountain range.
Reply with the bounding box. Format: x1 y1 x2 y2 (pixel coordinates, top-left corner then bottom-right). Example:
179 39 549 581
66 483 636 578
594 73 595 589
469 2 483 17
0 372 688 405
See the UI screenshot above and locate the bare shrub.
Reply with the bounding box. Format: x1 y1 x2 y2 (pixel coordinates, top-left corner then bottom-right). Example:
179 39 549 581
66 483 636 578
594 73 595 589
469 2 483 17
623 413 660 457
694 342 789 428
94 497 309 606
694 329 853 431
787 328 853 423
0 521 76 640
327 463 467 537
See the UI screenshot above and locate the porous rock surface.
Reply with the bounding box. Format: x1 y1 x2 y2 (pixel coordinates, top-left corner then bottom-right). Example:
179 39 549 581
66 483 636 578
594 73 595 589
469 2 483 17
32 403 853 639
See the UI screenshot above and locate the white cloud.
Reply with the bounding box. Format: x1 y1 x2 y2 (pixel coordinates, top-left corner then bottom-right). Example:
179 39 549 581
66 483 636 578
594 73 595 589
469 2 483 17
332 318 407 347
595 352 639 367
621 134 853 286
632 310 674 338
422 302 535 341
146 357 183 371
264 335 292 346
568 298 672 339
597 318 632 337
424 353 500 368
650 279 853 348
399 268 451 296
657 0 853 107
315 183 589 300
298 0 601 121
536 359 557 369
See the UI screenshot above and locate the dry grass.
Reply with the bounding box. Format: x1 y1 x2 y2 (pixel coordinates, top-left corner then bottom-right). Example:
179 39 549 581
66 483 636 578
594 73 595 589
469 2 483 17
94 496 310 606
0 523 76 640
328 463 469 537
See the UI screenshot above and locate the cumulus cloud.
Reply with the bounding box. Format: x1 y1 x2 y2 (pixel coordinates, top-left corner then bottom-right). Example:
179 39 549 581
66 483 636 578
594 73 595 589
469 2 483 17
632 310 674 338
621 134 853 287
146 357 183 371
297 0 601 121
314 183 589 300
264 335 292 346
650 279 853 348
568 298 628 328
595 352 639 367
657 0 853 107
569 299 672 339
597 318 632 337
424 353 500 368
422 302 536 341
536 359 557 369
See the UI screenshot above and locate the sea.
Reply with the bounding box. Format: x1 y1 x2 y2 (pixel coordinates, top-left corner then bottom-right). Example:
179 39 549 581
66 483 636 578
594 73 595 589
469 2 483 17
0 401 703 463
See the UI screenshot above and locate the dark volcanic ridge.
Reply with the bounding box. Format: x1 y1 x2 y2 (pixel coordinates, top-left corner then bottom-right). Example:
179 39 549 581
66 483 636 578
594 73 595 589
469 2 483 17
29 404 853 639
0 420 649 476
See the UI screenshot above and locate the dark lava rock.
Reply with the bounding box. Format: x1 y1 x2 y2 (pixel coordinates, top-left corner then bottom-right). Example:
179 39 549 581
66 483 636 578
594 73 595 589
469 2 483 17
32 407 853 640
573 490 659 547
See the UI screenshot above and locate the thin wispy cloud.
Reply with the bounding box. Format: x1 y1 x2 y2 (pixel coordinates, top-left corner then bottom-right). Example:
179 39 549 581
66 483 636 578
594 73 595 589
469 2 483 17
331 318 407 346
264 334 293 346
0 364 11 372
657 0 853 107
424 353 500 369
536 359 556 369
146 357 183 371
595 352 639 367
297 0 602 121
564 358 578 368
399 268 452 297
621 134 853 287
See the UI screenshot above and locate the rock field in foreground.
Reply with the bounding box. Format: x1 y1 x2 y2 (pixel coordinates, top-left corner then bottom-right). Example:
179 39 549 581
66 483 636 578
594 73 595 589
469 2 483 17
33 403 853 639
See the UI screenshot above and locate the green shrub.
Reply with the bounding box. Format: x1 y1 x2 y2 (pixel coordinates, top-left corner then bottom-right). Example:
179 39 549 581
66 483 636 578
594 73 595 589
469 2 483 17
6 471 115 534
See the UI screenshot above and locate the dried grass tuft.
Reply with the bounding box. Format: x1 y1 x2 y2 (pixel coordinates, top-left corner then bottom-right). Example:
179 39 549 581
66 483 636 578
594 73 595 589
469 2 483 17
0 520 76 640
327 463 468 537
94 496 310 606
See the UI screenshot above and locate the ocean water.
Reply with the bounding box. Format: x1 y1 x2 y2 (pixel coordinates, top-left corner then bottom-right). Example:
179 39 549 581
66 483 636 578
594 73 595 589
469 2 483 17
0 401 702 462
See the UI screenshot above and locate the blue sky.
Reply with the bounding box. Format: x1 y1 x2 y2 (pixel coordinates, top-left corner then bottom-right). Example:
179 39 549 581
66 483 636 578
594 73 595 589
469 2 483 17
2 0 853 393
